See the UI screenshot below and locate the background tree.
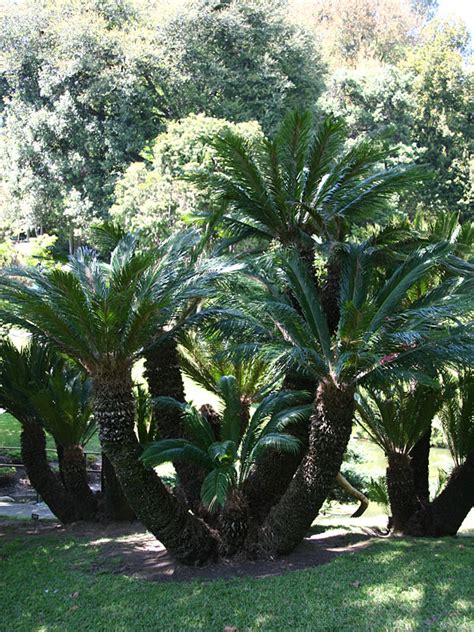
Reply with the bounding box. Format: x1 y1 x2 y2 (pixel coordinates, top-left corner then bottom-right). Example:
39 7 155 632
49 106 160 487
155 0 325 133
0 0 165 245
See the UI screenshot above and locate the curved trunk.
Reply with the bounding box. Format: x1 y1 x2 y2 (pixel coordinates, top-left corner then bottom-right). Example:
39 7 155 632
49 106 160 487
410 426 431 506
386 452 417 533
101 453 135 521
61 445 98 520
336 472 369 518
94 372 218 565
254 379 355 557
21 421 76 523
144 338 204 511
218 489 249 557
405 450 474 537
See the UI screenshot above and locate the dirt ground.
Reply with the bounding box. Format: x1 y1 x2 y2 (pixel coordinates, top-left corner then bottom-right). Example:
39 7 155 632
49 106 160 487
0 519 376 583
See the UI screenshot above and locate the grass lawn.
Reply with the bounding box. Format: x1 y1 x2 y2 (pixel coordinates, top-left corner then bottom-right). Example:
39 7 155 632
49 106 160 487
0 528 473 631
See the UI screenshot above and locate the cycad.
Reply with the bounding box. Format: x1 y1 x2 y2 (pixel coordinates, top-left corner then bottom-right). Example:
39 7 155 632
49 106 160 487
0 340 94 521
215 244 472 553
355 383 443 531
405 371 474 537
439 371 474 467
0 233 236 563
141 376 310 513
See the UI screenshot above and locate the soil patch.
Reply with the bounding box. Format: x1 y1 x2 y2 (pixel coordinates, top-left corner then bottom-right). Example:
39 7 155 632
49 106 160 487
0 519 374 582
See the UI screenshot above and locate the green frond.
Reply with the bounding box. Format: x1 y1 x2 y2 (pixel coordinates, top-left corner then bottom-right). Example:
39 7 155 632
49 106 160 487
140 439 212 470
200 466 237 512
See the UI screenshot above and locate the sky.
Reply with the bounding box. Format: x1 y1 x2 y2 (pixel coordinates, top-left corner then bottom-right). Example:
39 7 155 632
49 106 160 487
437 0 474 36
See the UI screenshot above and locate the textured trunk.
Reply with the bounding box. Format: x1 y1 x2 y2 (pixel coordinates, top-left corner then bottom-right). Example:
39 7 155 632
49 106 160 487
199 404 221 440
94 372 217 565
20 421 76 523
386 452 418 533
320 257 341 335
239 397 251 439
242 372 313 525
218 489 249 557
61 445 98 520
409 426 431 506
255 379 355 556
405 451 474 537
101 453 135 521
144 337 204 510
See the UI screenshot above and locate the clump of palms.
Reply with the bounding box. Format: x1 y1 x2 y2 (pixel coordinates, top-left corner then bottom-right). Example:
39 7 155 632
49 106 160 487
0 339 96 521
213 242 472 553
0 232 238 563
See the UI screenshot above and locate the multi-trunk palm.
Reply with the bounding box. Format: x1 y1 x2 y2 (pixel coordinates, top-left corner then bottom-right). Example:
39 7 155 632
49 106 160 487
215 243 473 553
0 233 236 563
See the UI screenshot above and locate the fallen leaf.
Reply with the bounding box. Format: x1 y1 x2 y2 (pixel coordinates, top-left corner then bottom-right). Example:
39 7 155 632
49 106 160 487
351 581 361 588
71 591 80 599
69 605 79 611
224 627 237 631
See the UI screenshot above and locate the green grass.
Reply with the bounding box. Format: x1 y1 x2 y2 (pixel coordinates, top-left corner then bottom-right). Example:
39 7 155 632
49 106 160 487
0 529 473 631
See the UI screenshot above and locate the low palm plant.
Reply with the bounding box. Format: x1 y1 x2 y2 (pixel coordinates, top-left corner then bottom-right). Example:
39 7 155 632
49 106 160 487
213 243 472 553
142 377 309 512
355 383 443 531
0 233 237 563
0 340 89 522
405 371 474 536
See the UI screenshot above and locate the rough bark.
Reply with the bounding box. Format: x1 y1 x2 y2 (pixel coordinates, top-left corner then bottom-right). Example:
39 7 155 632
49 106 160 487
61 445 98 520
320 257 341 336
20 421 76 523
93 372 218 565
254 379 355 556
405 450 474 537
218 489 250 557
386 452 418 533
409 426 431 506
144 337 204 511
199 404 221 440
101 453 136 521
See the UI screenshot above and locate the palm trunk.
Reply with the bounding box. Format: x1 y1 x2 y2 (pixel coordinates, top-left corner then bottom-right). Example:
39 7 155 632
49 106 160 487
21 421 76 523
101 453 135 521
409 427 431 506
405 451 474 537
386 452 418 533
255 379 355 556
242 372 313 524
320 257 341 335
60 445 98 520
93 371 217 565
144 337 204 510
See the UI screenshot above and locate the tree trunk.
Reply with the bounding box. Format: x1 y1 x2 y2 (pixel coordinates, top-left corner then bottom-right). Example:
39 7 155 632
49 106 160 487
101 453 135 521
386 452 418 533
254 379 355 557
241 371 313 525
20 421 76 523
336 472 369 517
60 445 98 520
93 372 218 565
405 450 474 537
409 426 431 506
320 257 341 335
144 337 204 510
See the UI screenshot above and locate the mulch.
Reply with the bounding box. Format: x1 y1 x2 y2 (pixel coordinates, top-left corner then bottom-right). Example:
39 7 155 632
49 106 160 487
0 519 375 583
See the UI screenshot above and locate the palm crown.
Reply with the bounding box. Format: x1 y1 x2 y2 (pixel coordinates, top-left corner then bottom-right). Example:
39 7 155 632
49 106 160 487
0 231 238 376
216 243 473 387
192 111 426 252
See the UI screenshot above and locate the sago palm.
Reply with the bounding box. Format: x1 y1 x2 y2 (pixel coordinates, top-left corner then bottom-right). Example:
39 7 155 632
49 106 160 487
0 234 236 563
0 340 83 522
193 111 426 331
355 383 443 531
406 371 474 537
215 243 473 554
